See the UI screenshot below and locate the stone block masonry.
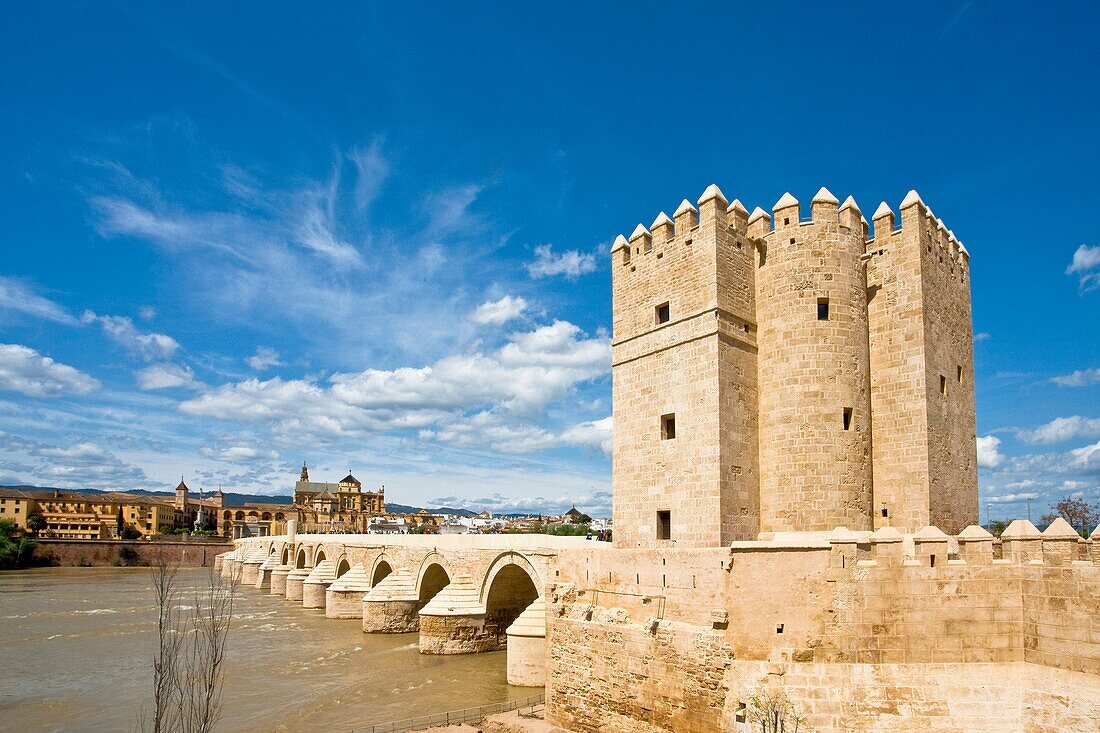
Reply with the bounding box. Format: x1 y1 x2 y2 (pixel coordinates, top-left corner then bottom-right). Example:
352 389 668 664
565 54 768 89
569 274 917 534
611 186 977 545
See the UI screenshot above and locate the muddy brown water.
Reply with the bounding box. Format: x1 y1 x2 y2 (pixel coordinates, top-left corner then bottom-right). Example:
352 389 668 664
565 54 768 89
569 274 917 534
0 567 534 732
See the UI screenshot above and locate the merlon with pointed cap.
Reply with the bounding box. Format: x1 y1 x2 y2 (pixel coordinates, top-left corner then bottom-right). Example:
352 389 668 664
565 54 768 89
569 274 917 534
674 199 697 217
773 192 799 210
812 187 838 205
697 183 727 206
651 212 672 229
727 199 749 215
900 189 924 208
839 195 861 213
629 224 650 241
747 206 770 224
611 234 628 252
872 201 894 219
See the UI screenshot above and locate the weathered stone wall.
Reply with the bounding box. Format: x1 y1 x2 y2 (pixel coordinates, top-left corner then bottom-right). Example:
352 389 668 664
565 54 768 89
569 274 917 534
865 196 977 534
545 529 1100 731
35 538 231 567
756 193 874 532
611 188 759 548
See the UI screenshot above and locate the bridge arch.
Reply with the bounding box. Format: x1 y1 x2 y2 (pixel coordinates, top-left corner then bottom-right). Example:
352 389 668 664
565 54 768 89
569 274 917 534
415 553 451 608
335 555 351 577
294 546 309 569
479 552 541 639
280 545 290 565
369 553 394 587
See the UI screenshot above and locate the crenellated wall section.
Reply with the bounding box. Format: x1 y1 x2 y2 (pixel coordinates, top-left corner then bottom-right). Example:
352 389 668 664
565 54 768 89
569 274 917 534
544 520 1100 732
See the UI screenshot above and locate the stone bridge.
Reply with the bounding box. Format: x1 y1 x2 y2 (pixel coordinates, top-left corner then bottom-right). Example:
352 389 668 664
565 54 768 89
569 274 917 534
216 525 604 685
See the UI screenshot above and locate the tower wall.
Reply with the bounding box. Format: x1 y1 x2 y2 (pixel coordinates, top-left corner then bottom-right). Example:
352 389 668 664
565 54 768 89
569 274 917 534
611 188 759 548
754 194 874 532
866 196 977 533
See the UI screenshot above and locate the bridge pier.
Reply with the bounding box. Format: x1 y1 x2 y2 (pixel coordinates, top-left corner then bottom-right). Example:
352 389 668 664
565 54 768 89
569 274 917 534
284 566 311 601
362 569 420 632
326 564 371 618
505 599 546 686
255 555 278 590
418 574 498 654
302 560 336 609
269 565 292 595
240 547 265 586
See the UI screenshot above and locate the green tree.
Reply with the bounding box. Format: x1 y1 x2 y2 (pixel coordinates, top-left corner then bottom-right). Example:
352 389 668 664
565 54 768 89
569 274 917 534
25 510 47 535
1041 497 1100 538
0 519 37 569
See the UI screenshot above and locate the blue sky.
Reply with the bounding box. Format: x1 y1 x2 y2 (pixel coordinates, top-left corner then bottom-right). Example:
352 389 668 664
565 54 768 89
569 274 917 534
0 1 1097 520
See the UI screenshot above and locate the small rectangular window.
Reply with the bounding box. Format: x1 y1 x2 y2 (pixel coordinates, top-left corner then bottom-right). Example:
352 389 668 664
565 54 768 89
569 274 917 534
842 408 852 431
940 375 948 395
656 510 671 540
783 217 790 226
655 302 670 325
957 365 963 382
661 414 676 440
817 298 830 320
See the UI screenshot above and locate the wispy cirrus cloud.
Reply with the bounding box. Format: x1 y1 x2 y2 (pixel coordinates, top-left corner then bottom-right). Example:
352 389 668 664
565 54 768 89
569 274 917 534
0 277 79 326
135 363 198 390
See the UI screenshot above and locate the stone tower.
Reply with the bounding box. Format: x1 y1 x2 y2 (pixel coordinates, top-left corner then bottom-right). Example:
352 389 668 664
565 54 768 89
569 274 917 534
610 185 760 549
610 184 978 548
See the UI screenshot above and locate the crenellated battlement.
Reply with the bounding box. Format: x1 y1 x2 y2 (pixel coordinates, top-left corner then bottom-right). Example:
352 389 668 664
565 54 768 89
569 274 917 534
611 178 979 547
828 519 1100 570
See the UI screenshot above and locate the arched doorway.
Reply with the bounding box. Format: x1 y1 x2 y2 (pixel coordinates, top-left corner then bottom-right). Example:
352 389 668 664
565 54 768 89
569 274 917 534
336 557 350 577
295 548 307 569
418 563 450 609
372 560 393 587
483 564 539 648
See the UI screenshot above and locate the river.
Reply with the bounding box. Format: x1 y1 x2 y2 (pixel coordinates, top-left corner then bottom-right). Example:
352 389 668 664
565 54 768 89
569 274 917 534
0 567 533 732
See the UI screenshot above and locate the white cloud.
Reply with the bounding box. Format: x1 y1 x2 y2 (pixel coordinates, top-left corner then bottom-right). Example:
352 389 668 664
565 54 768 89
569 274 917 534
26 441 147 488
471 295 528 325
135 363 197 390
138 305 157 321
0 343 100 397
247 346 284 371
350 138 389 211
82 311 180 361
525 244 597 280
974 332 990 343
1052 368 1100 387
420 413 612 455
0 277 79 325
1067 244 1100 292
559 416 613 455
180 320 610 448
988 492 1038 504
976 435 1004 468
1068 440 1100 474
199 444 278 463
294 184 363 265
1018 416 1100 445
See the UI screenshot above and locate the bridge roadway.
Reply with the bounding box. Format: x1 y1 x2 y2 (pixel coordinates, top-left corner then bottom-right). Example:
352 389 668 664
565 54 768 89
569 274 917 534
216 527 605 684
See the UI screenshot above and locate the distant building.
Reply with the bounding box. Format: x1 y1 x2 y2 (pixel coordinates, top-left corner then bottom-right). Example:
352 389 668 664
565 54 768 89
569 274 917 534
292 464 386 533
0 481 222 539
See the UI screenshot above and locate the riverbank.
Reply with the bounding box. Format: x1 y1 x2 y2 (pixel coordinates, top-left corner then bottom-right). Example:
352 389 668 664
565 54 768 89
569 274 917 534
32 537 233 567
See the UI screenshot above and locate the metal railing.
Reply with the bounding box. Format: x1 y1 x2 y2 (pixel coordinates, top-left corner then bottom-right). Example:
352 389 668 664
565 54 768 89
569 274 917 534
362 693 545 733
